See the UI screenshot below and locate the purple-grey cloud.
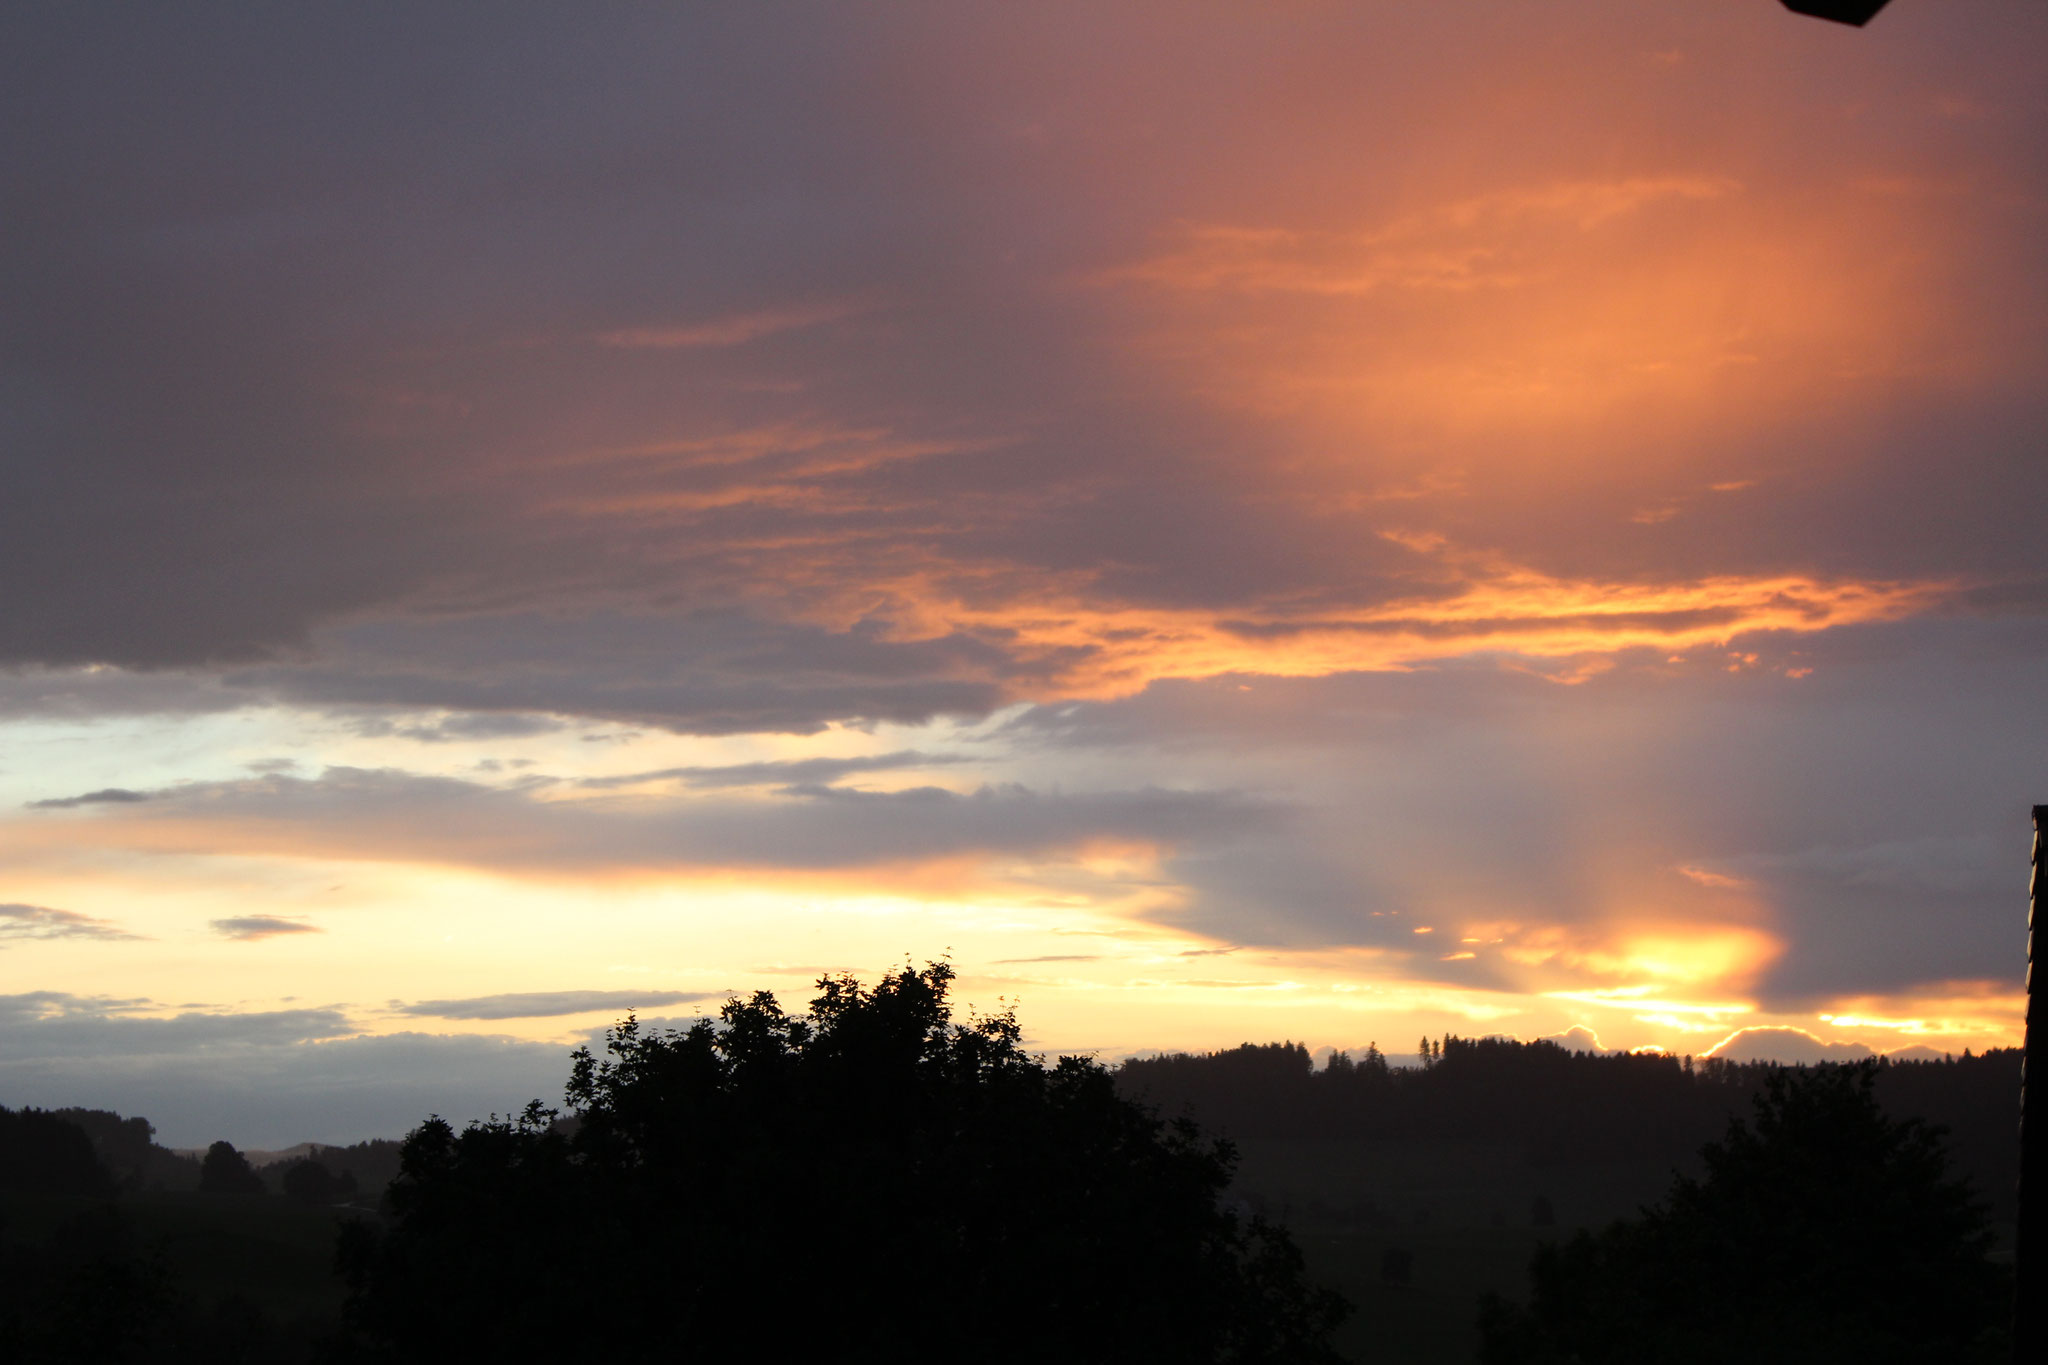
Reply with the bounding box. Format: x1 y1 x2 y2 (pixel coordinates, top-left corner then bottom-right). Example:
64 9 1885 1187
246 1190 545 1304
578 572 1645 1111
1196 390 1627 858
28 787 156 809
26 764 1281 875
212 916 322 941
0 902 140 942
578 749 967 790
396 989 723 1021
0 1 2039 715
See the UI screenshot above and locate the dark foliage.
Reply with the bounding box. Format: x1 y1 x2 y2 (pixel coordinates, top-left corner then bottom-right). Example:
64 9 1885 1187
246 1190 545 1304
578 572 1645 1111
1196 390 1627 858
0 1205 174 1362
198 1140 265 1196
0 1105 112 1197
0 1204 312 1364
49 1107 203 1191
47 1109 155 1184
279 1158 357 1207
338 962 1349 1363
278 1139 401 1204
1476 1061 2009 1364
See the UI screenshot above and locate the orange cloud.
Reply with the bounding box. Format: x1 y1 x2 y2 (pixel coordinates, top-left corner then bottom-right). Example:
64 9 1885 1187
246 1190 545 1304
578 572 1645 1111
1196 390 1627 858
595 300 864 349
1674 864 1753 892
831 564 1945 702
1816 980 2024 1045
1108 177 1741 298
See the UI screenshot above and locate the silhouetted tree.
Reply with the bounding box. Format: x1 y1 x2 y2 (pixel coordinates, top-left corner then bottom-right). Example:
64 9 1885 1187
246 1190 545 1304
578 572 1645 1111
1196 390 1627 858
339 963 1348 1363
301 1138 403 1203
0 1106 112 1196
48 1108 156 1188
1478 1061 2009 1364
197 1140 264 1196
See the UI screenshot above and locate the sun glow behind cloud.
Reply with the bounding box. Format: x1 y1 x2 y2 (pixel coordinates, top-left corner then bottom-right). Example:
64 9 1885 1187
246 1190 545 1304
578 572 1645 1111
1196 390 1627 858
2 1 2043 1139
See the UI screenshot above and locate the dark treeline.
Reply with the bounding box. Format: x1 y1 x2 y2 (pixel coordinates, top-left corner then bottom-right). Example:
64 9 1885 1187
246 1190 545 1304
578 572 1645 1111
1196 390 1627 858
0 1102 403 1204
1 1032 2022 1362
335 964 1349 1363
1116 1036 2020 1219
0 1106 405 1363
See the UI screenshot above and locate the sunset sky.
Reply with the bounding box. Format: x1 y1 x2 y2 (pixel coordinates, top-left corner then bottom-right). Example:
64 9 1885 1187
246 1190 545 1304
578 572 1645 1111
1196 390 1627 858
5 1 2045 1146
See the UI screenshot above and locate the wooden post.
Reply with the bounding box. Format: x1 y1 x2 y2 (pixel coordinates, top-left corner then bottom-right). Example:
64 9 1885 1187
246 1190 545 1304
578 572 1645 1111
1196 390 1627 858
2024 806 2047 1363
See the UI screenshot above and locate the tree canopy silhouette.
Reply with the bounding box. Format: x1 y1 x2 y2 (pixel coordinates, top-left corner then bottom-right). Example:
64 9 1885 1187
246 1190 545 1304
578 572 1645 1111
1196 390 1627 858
339 962 1347 1363
0 1106 111 1197
1477 1060 2009 1364
196 1140 264 1196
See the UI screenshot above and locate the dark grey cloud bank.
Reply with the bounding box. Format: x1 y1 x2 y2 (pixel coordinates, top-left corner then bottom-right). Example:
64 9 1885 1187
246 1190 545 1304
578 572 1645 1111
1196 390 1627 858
0 992 571 1148
2 2 2042 738
28 787 156 809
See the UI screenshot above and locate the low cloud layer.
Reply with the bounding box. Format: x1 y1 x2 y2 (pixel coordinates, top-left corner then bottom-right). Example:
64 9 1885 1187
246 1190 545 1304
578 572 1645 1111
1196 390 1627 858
0 903 139 943
20 764 1276 877
211 916 322 941
27 788 156 810
396 989 722 1021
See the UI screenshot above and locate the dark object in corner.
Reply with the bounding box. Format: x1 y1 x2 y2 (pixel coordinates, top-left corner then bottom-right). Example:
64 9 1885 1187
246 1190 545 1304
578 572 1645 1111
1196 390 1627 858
2021 807 2047 1365
1779 0 1890 24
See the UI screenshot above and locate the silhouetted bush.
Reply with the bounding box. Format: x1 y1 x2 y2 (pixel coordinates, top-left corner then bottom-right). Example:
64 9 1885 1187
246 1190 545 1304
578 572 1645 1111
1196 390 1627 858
1477 1061 2009 1364
338 962 1348 1363
197 1141 265 1196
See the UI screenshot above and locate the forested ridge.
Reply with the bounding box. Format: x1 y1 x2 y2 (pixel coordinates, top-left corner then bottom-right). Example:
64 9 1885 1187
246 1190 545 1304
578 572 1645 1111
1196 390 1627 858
0 1030 2022 1363
1117 1036 2018 1222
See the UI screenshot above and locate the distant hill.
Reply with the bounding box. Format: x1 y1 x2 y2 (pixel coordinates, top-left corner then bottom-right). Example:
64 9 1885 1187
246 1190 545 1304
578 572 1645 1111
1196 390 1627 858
1113 1037 2020 1364
1115 1036 2019 1223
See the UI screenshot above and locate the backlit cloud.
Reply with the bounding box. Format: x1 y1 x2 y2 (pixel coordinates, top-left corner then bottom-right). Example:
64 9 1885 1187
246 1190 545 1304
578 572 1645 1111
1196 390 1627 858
0 2 2041 1135
1703 1026 1874 1066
